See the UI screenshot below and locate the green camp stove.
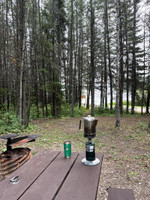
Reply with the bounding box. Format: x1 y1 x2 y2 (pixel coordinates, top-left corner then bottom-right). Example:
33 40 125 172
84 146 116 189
80 115 100 166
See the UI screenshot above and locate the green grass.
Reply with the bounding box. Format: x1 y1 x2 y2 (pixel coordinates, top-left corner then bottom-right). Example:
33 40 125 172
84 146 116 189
31 129 87 151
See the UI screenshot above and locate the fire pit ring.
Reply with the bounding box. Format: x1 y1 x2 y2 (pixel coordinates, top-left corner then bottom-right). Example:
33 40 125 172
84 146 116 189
0 147 32 181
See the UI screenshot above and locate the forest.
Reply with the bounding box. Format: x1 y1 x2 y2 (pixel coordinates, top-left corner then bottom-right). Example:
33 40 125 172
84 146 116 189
0 0 150 129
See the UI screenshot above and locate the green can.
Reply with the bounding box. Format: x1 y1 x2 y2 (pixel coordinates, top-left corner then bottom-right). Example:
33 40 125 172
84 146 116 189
64 141 71 158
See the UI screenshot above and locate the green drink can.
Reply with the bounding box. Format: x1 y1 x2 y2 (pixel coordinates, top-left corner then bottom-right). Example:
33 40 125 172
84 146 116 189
64 141 71 158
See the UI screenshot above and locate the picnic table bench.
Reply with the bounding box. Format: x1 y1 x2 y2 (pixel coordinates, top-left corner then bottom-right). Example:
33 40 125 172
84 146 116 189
107 187 135 200
0 151 103 200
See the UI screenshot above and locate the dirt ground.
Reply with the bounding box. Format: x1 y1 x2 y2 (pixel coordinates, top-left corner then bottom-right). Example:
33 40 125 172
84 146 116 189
0 115 150 199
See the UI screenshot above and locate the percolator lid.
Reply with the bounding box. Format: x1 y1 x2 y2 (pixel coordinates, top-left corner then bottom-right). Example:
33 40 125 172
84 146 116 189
83 115 96 121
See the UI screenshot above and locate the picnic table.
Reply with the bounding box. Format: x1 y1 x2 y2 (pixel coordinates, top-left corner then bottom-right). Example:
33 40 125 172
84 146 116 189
0 151 103 200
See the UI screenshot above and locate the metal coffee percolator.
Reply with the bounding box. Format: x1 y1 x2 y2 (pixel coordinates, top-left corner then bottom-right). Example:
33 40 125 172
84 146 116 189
79 115 100 166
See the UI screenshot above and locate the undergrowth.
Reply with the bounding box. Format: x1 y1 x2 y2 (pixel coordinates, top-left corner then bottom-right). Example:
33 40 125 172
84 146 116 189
0 103 149 134
0 112 37 134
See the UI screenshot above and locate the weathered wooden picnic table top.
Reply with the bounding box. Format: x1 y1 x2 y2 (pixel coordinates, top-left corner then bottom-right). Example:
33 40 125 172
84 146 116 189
0 151 103 200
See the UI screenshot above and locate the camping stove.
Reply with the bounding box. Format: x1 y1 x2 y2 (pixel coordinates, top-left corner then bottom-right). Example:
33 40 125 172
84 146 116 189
80 115 100 166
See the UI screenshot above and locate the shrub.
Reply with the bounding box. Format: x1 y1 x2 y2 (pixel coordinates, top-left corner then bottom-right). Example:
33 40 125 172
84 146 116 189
0 112 22 133
61 104 87 118
95 106 116 116
74 106 87 117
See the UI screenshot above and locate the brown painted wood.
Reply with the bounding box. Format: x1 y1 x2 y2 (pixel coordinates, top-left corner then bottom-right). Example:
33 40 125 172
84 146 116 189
0 151 103 200
19 152 78 200
107 188 135 200
55 153 103 200
0 151 60 200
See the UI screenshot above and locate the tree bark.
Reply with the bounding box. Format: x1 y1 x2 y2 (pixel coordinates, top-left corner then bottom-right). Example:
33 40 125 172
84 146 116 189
124 1 129 114
141 22 146 115
131 0 137 114
104 0 113 110
115 0 121 128
90 0 95 116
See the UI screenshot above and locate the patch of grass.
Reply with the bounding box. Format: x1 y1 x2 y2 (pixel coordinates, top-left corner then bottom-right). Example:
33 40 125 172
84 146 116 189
133 154 150 161
135 155 140 160
128 135 134 139
146 154 150 159
128 171 137 177
97 131 107 137
142 167 148 172
114 157 119 161
111 145 115 149
113 152 119 161
137 120 149 131
31 129 87 152
123 156 129 161
124 134 135 141
97 143 106 149
28 126 109 153
25 124 38 133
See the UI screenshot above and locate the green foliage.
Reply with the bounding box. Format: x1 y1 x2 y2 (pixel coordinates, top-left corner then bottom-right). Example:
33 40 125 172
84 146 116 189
61 104 87 118
0 88 8 97
0 112 22 133
74 106 87 117
61 104 72 117
122 101 131 106
0 111 38 134
94 106 116 116
29 105 39 120
135 92 147 106
29 103 87 120
25 123 38 133
29 104 50 119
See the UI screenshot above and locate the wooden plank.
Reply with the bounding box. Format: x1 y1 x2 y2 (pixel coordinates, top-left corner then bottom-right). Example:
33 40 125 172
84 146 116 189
0 151 60 200
107 188 135 200
19 152 78 200
55 153 103 200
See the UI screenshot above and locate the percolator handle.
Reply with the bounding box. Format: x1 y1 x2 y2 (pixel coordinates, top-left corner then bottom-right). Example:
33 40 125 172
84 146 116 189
79 120 82 129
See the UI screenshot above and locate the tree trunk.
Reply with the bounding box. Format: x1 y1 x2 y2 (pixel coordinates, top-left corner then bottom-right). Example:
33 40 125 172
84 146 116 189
69 0 74 117
115 0 121 128
104 0 113 110
100 70 104 107
125 3 129 114
119 12 124 115
90 0 95 116
146 18 150 114
104 17 107 109
141 22 146 115
131 0 137 115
